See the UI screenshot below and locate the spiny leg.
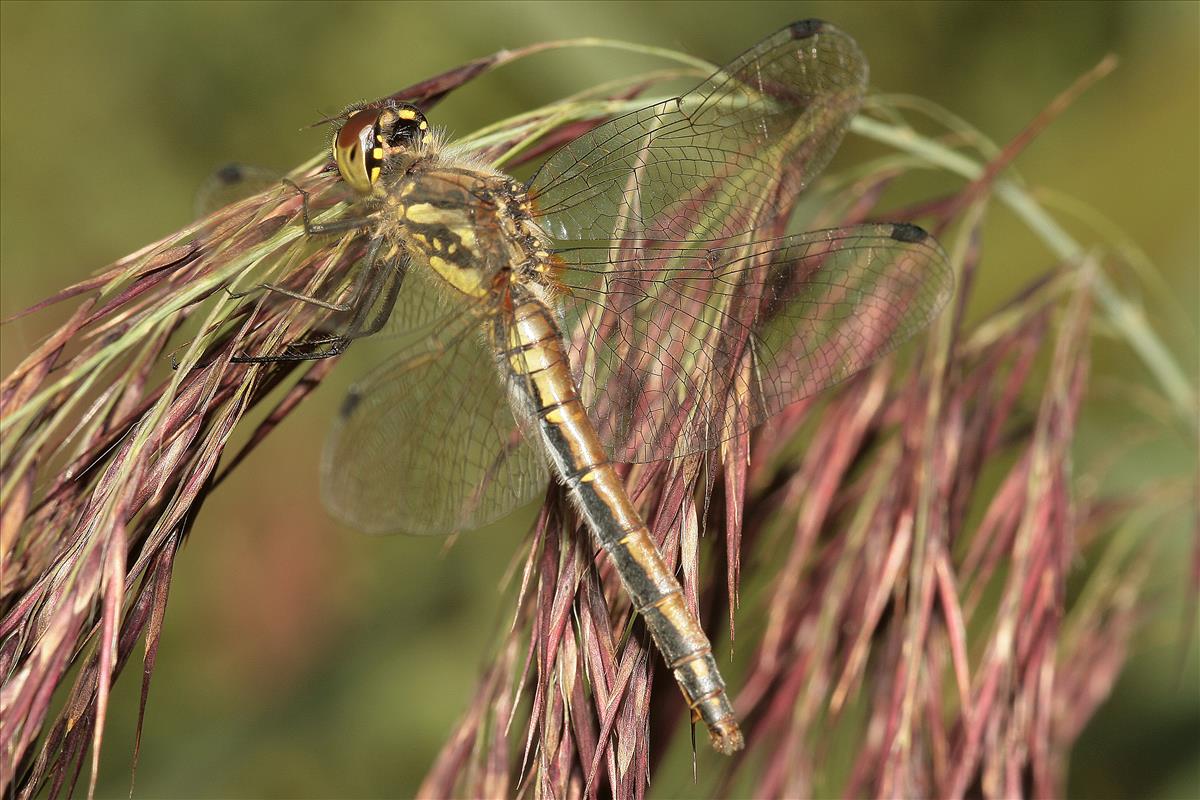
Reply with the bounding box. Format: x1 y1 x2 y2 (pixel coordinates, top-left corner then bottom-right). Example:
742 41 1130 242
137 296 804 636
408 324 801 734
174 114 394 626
265 249 409 360
225 173 380 304
284 178 374 236
231 240 407 363
225 238 384 314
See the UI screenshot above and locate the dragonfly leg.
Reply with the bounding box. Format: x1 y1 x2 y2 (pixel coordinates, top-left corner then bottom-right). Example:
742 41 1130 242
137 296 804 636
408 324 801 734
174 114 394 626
231 331 359 363
343 249 408 339
226 230 390 311
230 341 348 363
231 240 407 363
283 178 372 235
224 282 356 312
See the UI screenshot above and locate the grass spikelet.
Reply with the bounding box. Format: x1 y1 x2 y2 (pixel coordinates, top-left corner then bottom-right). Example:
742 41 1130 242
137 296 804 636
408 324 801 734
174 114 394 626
1 32 1193 800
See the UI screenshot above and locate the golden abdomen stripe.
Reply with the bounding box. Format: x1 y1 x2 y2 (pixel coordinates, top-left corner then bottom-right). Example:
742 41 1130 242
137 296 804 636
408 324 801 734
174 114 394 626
502 291 743 754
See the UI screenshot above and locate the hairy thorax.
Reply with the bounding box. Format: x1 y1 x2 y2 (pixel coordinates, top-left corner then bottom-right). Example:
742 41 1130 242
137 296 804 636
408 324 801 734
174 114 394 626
374 158 555 301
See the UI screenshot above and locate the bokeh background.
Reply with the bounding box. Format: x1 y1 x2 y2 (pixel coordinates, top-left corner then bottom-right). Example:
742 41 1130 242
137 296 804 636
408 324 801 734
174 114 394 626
2 2 1196 797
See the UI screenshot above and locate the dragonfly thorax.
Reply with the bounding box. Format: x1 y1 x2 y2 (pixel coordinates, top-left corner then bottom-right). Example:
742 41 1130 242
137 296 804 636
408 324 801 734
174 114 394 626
378 162 551 300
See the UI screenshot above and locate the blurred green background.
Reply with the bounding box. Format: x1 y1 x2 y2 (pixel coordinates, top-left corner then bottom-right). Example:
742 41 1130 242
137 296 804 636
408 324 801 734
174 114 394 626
2 2 1196 797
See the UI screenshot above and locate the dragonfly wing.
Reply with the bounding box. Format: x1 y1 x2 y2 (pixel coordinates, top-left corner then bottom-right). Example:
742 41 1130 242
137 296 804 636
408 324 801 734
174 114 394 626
556 224 954 463
194 163 297 219
322 290 548 535
528 20 867 244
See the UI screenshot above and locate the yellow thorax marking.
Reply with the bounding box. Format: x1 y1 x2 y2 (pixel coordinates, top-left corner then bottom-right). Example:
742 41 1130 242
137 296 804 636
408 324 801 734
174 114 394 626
400 204 488 297
403 202 444 225
427 255 486 297
404 203 479 253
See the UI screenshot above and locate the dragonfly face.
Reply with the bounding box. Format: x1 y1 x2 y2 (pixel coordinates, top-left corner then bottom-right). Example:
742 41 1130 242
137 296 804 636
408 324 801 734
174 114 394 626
312 19 954 755
333 101 430 193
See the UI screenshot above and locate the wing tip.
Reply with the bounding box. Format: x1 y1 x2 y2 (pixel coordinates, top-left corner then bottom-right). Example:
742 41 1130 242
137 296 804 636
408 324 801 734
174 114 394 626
339 389 363 419
889 222 931 244
788 19 828 40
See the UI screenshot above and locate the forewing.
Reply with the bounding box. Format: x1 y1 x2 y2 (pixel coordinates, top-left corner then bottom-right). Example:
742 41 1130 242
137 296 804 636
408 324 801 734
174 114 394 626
557 224 954 463
193 163 285 219
529 20 867 244
322 294 548 535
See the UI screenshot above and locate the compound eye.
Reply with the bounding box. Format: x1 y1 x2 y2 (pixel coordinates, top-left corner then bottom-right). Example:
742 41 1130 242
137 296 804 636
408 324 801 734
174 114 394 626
333 108 385 193
378 102 429 150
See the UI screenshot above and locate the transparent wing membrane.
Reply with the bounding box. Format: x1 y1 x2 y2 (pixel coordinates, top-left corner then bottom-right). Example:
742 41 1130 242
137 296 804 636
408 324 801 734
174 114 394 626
556 223 953 463
321 283 547 535
530 20 867 245
520 20 952 462
193 163 286 219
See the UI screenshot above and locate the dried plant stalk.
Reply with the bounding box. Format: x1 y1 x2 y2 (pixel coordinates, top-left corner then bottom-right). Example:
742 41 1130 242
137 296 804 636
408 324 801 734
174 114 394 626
0 34 1192 800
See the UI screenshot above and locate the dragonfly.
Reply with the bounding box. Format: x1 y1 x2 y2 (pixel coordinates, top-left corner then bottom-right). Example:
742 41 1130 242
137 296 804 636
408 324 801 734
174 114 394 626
260 19 952 754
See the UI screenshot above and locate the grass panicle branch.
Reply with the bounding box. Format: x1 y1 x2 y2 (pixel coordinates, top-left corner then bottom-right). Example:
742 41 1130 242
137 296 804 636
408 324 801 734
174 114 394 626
0 36 1192 800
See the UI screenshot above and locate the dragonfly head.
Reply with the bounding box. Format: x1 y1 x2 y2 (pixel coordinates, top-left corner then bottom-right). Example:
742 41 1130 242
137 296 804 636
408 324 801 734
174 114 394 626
333 101 429 194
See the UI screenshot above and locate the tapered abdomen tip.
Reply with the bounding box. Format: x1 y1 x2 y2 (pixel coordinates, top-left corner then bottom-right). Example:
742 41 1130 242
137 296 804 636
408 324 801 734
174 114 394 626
710 721 745 755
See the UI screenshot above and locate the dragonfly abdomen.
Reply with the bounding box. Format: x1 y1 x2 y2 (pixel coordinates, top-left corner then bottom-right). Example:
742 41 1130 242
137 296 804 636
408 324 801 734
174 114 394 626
502 291 744 754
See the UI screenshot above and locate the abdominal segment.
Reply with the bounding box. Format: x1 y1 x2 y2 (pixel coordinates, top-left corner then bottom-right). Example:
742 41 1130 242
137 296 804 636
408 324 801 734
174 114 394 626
500 288 744 754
